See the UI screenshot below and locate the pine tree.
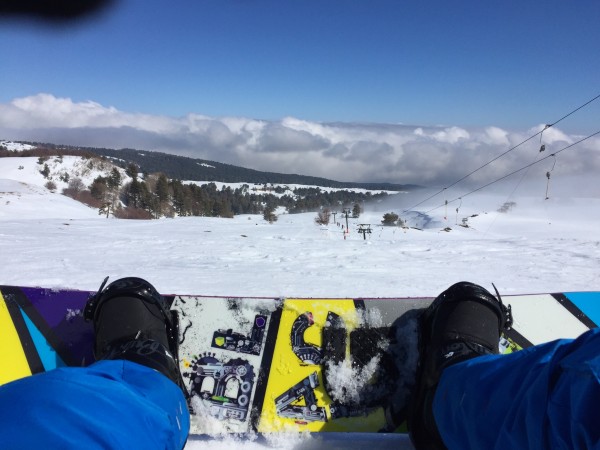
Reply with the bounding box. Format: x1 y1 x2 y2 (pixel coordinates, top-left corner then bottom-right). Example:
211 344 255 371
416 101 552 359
125 163 139 180
40 163 50 178
107 168 122 190
263 206 278 223
381 212 399 226
90 176 107 200
153 173 170 217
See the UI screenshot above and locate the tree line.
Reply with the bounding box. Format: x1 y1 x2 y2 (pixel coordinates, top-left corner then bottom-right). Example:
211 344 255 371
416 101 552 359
2 147 393 219
60 161 390 220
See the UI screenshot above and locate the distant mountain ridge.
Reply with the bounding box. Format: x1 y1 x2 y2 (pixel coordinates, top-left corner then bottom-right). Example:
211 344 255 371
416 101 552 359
1 140 417 191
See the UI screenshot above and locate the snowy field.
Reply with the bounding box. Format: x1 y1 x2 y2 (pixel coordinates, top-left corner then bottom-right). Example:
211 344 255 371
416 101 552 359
1 155 600 449
1 156 598 297
1 195 599 298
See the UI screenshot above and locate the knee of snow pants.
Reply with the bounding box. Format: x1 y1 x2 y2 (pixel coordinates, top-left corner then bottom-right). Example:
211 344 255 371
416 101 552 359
432 327 600 450
0 360 190 450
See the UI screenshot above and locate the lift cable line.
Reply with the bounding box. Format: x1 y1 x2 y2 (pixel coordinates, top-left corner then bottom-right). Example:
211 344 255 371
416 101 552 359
400 93 600 216
501 127 550 208
421 129 600 216
545 154 558 200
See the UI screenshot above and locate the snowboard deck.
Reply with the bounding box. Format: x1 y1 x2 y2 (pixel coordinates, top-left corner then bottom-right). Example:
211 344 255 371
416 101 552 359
1 285 598 439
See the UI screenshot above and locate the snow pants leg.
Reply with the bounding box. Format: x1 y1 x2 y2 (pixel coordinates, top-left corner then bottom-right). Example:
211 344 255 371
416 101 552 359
433 327 600 450
0 360 190 450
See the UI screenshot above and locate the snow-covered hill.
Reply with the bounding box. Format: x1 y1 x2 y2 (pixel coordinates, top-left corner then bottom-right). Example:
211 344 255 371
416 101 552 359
1 153 598 296
0 156 123 219
0 151 398 221
0 178 98 220
0 140 35 152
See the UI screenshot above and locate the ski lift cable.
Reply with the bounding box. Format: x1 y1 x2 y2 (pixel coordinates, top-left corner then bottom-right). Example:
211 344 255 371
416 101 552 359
484 145 551 234
422 129 600 215
505 135 549 203
547 93 600 128
400 128 541 214
400 93 600 216
426 129 600 213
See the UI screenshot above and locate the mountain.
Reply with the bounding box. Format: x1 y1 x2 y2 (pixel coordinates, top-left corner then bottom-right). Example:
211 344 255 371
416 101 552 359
0 146 402 220
0 140 418 191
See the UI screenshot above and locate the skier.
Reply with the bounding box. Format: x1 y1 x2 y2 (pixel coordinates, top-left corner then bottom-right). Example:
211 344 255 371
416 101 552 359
0 277 190 449
409 281 600 450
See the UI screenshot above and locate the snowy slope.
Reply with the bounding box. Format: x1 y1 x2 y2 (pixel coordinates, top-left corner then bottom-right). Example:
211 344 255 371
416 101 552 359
1 155 599 295
0 179 99 220
0 141 35 151
0 156 124 220
1 154 600 449
0 155 127 190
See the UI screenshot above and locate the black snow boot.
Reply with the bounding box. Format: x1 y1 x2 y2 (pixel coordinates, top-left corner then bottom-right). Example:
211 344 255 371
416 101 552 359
84 277 186 392
407 281 513 450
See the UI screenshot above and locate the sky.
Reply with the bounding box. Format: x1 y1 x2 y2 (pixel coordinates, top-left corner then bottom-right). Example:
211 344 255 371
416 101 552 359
0 0 599 186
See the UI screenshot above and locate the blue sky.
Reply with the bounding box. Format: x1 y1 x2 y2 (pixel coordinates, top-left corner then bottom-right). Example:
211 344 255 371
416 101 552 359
1 0 599 129
0 1 599 185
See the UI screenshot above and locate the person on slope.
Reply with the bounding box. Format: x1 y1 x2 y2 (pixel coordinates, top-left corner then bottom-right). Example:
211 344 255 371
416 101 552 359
408 281 600 450
0 277 190 450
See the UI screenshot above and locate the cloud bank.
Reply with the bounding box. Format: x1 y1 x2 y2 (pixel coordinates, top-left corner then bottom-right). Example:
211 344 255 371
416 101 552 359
1 94 598 188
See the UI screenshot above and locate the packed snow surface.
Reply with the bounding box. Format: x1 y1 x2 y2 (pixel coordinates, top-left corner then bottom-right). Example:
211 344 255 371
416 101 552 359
1 155 600 448
1 187 598 296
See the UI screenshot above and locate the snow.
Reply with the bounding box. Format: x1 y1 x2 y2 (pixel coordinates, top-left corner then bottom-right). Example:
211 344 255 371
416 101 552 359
2 197 597 297
1 155 600 448
184 180 399 198
0 155 126 192
0 179 99 220
0 140 35 151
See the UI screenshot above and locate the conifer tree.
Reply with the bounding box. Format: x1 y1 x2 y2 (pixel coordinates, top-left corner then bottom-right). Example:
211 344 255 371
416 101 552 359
263 206 278 223
382 212 399 226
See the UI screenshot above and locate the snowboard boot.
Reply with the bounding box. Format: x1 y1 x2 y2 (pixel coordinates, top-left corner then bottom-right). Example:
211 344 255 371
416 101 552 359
407 281 513 449
84 277 186 393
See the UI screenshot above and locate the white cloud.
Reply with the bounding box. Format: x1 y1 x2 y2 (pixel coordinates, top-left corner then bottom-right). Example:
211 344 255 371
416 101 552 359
432 126 470 144
483 126 510 146
1 93 598 190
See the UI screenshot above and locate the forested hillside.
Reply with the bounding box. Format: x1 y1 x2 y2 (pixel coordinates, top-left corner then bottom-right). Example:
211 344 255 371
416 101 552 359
1 142 398 220
1 140 416 191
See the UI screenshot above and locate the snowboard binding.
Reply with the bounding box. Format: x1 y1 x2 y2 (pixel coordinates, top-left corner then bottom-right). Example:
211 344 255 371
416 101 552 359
407 281 513 449
84 276 186 393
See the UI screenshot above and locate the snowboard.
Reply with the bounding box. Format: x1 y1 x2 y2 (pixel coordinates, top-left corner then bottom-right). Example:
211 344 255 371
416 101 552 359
1 284 599 439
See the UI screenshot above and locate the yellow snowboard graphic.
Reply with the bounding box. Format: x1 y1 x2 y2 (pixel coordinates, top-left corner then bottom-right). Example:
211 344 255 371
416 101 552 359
0 292 32 384
258 299 386 432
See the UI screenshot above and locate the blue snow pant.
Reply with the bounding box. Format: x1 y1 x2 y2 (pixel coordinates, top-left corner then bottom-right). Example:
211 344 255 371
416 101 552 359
0 360 190 449
434 327 600 450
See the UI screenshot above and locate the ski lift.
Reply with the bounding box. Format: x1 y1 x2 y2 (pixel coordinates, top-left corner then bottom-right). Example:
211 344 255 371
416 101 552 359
539 124 551 152
455 197 462 225
545 154 557 200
